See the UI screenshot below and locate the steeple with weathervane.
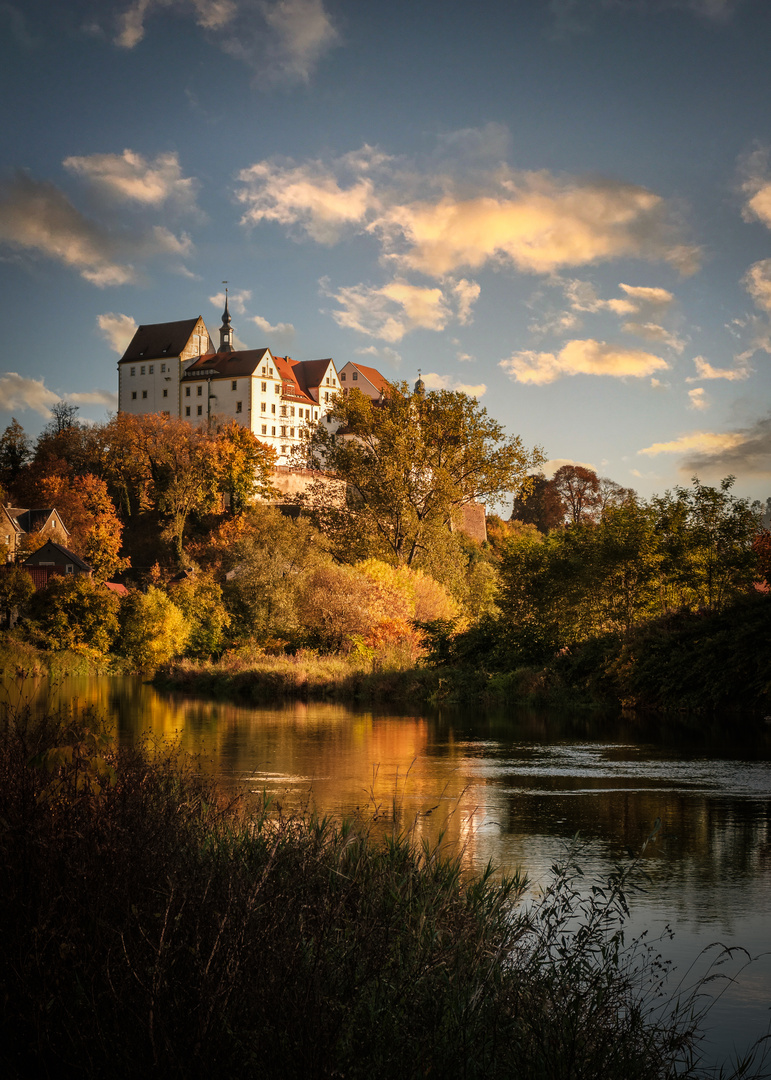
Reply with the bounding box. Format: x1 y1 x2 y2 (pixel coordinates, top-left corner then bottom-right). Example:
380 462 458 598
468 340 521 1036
218 282 234 353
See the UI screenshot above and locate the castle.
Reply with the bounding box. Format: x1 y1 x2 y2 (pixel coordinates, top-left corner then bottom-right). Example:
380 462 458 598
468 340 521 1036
117 296 385 466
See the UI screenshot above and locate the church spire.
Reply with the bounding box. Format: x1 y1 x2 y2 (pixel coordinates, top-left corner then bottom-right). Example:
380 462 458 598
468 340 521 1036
218 282 234 353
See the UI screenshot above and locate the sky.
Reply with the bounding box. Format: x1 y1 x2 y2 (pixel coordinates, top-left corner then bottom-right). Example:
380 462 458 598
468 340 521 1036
2 0 771 506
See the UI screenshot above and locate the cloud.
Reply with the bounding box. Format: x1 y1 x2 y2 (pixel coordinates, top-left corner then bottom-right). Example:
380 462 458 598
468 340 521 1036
687 387 709 410
323 278 473 343
236 150 382 244
374 175 699 278
236 144 699 278
251 314 296 339
422 373 487 397
0 3 37 48
639 416 771 476
355 345 402 368
97 313 138 354
115 0 237 49
66 389 119 409
622 321 685 351
739 146 771 230
685 355 750 381
499 338 669 384
64 150 199 212
0 172 192 286
638 430 747 456
115 0 339 82
451 278 481 324
538 457 597 478
259 0 340 82
0 373 60 416
743 258 771 312
210 288 252 314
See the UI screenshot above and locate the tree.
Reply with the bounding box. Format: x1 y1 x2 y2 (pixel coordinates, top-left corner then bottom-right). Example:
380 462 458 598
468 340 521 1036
0 419 32 501
551 465 601 525
511 474 565 533
0 566 34 628
215 420 277 514
168 571 230 658
119 586 188 668
39 474 130 580
299 385 542 566
27 576 121 654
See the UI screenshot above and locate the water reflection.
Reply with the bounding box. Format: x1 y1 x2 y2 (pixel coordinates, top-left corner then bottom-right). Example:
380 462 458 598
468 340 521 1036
7 673 771 1065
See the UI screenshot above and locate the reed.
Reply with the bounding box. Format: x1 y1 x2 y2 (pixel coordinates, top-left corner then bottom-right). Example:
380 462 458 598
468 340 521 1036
0 706 766 1078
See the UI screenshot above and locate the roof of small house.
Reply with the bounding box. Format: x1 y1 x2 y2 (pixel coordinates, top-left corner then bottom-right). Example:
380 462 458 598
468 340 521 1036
120 318 203 363
183 347 272 381
103 581 129 596
343 362 390 394
5 507 69 536
22 541 93 572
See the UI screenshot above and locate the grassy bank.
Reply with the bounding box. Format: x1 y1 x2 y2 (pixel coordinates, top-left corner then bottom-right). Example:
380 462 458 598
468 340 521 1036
154 595 771 717
0 636 119 680
1 705 765 1079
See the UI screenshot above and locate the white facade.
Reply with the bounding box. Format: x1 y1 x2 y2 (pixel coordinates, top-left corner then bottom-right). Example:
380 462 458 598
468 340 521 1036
117 315 342 465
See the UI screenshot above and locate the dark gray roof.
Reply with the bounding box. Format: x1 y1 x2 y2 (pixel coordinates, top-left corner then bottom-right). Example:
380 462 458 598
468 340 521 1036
22 541 92 572
120 319 202 363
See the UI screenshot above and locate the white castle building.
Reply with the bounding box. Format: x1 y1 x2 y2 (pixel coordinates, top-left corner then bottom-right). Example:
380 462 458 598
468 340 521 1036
117 298 345 465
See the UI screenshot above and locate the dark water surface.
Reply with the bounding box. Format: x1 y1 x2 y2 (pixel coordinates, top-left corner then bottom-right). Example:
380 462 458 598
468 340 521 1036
11 673 771 1071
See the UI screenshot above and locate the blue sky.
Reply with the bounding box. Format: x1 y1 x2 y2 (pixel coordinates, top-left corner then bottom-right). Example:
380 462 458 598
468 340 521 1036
2 0 771 505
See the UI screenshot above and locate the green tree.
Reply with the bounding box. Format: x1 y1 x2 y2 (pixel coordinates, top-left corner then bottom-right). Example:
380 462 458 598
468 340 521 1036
0 566 34 628
27 576 120 654
0 418 32 501
298 385 542 566
653 476 761 612
119 586 188 668
169 571 230 658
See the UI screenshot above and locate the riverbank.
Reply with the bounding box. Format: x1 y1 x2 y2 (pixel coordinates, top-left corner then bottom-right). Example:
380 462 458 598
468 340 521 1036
2 705 764 1079
153 594 771 717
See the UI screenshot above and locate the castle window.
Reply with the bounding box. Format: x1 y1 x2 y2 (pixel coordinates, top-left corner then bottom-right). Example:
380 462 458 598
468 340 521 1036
141 366 145 375
332 377 336 385
340 372 346 380
281 446 287 455
280 426 287 437
314 410 318 420
261 424 267 435
232 380 237 391
149 365 154 374
185 387 191 397
290 427 294 437
261 382 267 392
236 401 242 413
324 392 329 402
131 391 137 400
275 384 280 394
130 367 135 376
161 363 166 373
197 405 203 416
197 386 203 396
142 390 147 399
185 406 191 416
280 406 287 417
261 402 266 412
271 403 276 414
290 406 295 417
163 389 168 398
271 426 276 436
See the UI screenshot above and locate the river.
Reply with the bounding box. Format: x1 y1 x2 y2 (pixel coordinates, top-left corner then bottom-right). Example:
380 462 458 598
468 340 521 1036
10 672 771 1073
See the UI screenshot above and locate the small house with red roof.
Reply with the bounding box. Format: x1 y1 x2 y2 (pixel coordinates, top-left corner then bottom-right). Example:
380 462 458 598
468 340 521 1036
337 361 390 401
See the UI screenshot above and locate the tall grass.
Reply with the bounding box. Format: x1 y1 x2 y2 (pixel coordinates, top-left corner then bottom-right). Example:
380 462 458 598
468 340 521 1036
0 706 766 1078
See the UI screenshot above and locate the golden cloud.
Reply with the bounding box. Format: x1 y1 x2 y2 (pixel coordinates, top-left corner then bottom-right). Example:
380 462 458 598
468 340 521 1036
499 338 669 385
64 149 199 211
638 431 746 456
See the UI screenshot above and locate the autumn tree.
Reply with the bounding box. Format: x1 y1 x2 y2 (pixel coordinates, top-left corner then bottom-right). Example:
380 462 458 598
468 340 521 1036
168 570 230 658
27 576 121 654
119 586 188 667
39 474 130 580
551 465 601 525
215 420 277 513
510 474 565 533
298 385 542 566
